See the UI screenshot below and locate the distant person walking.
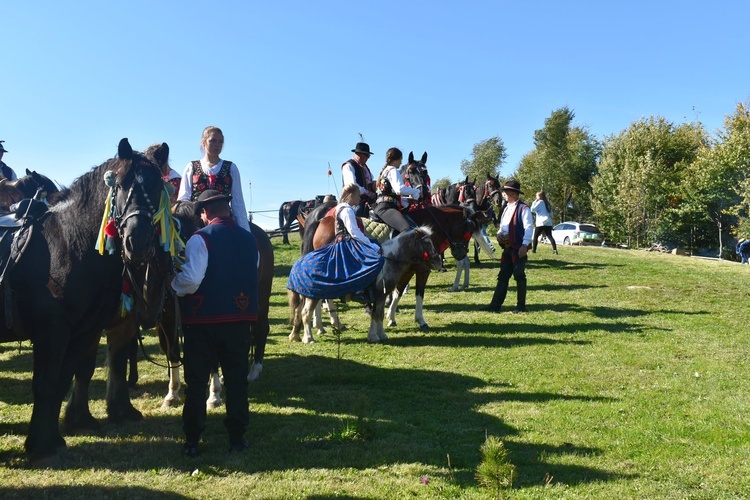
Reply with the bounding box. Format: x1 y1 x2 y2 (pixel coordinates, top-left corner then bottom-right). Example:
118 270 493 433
737 238 750 264
531 191 558 255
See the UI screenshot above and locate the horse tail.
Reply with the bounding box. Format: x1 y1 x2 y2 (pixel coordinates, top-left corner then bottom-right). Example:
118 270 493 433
288 289 301 325
279 202 287 230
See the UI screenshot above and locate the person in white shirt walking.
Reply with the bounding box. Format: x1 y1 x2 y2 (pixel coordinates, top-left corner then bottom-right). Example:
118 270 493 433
530 191 558 255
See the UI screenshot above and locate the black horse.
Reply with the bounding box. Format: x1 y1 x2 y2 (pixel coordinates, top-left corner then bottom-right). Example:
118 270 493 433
278 197 326 244
1 139 170 465
401 152 431 205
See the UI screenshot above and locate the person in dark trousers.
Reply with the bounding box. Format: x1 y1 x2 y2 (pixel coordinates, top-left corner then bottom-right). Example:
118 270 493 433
480 179 533 313
170 190 259 457
531 190 558 254
372 147 421 236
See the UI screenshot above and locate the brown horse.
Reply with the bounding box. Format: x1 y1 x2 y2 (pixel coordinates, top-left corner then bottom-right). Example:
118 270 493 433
312 205 488 329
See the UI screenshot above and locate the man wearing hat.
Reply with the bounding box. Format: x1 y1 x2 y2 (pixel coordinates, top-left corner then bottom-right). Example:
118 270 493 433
480 179 533 313
341 142 376 217
0 141 18 181
170 189 259 457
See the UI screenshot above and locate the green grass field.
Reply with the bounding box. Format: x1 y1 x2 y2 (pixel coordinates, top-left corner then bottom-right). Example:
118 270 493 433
1 235 749 499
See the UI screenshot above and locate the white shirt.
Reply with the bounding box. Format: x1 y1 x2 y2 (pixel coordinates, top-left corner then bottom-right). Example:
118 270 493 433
336 203 380 252
497 200 534 246
531 199 553 227
379 165 421 208
341 159 375 198
171 218 260 297
177 159 250 231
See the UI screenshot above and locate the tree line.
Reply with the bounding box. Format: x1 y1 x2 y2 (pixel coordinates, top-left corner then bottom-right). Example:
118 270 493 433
432 101 750 255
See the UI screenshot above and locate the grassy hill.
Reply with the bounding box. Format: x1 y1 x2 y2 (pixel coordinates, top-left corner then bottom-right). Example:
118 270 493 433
1 235 749 498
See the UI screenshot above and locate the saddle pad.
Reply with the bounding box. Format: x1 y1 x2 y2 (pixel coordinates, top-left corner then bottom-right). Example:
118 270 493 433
361 218 390 245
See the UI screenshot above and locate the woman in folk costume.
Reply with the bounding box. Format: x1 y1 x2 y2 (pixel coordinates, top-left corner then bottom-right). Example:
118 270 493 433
372 147 421 236
177 126 250 231
287 183 384 301
163 168 182 204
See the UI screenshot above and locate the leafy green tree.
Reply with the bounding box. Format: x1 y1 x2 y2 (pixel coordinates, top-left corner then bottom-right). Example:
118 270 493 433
591 117 705 247
460 136 507 184
677 102 750 256
515 107 600 224
431 177 452 193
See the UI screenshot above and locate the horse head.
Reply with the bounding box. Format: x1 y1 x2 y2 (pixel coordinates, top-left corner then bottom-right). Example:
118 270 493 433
110 138 170 266
483 173 504 209
404 151 431 202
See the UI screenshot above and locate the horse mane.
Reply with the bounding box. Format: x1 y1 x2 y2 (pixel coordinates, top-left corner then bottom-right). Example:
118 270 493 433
381 225 433 256
172 200 204 237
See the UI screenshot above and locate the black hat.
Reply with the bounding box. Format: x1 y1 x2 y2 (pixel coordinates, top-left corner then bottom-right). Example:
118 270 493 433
502 179 523 194
351 142 373 155
0 141 7 153
194 189 232 215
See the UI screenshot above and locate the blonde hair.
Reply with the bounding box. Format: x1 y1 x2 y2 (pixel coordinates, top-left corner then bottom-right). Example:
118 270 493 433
340 183 360 204
200 126 224 152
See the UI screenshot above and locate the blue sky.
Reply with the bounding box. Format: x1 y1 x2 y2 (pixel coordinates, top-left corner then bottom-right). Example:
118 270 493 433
3 1 749 229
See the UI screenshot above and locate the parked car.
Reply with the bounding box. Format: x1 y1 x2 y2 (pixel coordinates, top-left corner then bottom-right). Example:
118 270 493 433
549 222 604 246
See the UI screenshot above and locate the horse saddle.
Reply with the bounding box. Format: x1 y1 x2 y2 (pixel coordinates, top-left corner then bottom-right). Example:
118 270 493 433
361 218 392 245
0 200 45 335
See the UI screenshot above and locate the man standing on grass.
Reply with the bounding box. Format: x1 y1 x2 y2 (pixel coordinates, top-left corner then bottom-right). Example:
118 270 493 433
479 179 533 313
170 190 259 457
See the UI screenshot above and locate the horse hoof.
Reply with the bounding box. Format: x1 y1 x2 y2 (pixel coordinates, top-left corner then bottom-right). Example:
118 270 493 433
419 323 430 331
302 337 316 344
161 397 180 409
206 398 223 410
63 415 102 436
316 328 327 335
387 320 396 327
367 336 381 343
336 324 348 332
248 363 263 382
289 333 301 342
449 287 458 292
378 333 388 341
30 452 64 469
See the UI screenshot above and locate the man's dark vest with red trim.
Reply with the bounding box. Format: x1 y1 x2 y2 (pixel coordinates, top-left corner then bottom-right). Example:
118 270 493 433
181 218 259 324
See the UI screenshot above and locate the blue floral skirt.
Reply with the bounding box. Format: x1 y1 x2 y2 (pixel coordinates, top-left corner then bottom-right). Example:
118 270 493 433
287 238 384 299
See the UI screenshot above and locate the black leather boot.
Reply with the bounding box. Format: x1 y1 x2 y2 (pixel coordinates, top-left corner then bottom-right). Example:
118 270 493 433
513 280 527 313
480 279 507 313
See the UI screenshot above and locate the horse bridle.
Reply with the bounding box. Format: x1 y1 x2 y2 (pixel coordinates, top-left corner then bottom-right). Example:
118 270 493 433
112 160 160 235
383 231 441 267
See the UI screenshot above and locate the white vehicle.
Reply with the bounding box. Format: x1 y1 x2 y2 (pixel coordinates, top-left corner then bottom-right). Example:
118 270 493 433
550 222 604 246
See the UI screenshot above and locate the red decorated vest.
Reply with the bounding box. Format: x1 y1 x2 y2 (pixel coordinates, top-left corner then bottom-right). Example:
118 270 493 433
189 160 233 201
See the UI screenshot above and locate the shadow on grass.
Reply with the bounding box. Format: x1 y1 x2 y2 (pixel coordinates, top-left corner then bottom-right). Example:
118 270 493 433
0 486 189 499
0 354 631 489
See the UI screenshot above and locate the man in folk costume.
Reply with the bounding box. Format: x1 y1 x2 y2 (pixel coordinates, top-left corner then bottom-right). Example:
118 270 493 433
480 179 533 313
341 142 376 217
0 141 18 181
169 190 259 457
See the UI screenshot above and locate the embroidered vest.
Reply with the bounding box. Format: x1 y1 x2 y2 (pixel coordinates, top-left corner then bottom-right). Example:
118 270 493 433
189 160 233 201
181 218 259 324
506 201 528 250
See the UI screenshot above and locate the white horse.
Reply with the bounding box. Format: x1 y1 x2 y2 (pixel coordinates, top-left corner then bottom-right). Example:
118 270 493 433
289 227 442 343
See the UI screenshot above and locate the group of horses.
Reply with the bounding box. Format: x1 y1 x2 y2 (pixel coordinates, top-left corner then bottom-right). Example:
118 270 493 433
0 142 505 467
286 153 503 343
0 140 274 467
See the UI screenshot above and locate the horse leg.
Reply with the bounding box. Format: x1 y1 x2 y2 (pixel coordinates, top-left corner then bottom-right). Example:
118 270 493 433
206 368 223 409
414 272 430 330
368 295 387 343
248 318 269 382
288 291 303 342
300 298 319 344
386 289 402 327
462 256 470 291
327 300 344 331
63 335 102 436
127 334 139 389
474 240 481 264
313 300 326 334
451 257 469 292
105 314 143 423
162 364 182 408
